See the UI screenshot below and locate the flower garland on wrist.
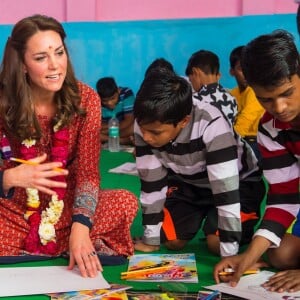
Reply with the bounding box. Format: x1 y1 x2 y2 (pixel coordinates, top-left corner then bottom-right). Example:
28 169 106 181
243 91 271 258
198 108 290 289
20 121 69 255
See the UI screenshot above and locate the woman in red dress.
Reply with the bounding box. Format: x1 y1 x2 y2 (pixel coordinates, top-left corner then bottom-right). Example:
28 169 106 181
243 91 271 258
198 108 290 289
0 14 138 277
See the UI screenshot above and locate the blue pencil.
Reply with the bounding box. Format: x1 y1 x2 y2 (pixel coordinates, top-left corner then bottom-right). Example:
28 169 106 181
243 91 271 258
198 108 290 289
202 290 220 300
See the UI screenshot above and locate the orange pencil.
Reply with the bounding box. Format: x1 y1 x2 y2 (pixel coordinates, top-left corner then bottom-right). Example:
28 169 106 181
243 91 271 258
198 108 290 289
121 265 174 279
10 157 65 172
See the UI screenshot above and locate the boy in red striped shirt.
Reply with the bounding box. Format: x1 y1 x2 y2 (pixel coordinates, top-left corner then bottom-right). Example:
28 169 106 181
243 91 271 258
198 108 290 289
214 29 300 293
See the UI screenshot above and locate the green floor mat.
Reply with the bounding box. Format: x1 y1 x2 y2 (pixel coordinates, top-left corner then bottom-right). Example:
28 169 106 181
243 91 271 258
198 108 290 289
0 149 268 299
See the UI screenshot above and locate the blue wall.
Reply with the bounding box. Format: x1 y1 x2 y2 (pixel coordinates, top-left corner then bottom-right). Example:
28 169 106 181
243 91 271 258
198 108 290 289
0 14 298 94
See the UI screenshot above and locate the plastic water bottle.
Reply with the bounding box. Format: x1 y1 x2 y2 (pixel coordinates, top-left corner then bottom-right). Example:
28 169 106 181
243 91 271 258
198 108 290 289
108 113 120 152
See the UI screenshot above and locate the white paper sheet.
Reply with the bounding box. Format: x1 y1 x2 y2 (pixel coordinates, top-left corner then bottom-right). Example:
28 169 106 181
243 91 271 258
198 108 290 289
109 162 138 175
205 270 300 300
0 266 110 297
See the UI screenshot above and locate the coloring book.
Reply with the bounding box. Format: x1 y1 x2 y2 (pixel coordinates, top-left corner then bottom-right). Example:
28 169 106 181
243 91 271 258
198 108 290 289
122 253 198 283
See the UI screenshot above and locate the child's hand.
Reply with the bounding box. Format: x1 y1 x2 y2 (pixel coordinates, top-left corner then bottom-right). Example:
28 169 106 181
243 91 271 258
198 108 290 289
133 237 159 252
262 269 300 293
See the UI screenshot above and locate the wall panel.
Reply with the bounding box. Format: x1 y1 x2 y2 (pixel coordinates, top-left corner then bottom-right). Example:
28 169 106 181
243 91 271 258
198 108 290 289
0 0 66 24
0 0 297 24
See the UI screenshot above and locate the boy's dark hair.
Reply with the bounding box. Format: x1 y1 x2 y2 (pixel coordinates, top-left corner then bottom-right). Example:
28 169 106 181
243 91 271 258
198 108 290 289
229 46 244 69
185 50 220 76
241 29 300 87
96 77 118 99
134 71 192 126
144 58 175 78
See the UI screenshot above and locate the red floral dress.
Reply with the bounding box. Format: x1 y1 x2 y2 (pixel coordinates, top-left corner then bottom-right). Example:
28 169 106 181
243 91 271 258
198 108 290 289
0 82 138 257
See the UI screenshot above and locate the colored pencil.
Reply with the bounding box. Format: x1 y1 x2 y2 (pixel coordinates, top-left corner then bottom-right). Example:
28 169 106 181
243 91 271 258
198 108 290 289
10 157 65 172
202 290 220 300
121 265 174 279
218 269 259 276
197 290 220 300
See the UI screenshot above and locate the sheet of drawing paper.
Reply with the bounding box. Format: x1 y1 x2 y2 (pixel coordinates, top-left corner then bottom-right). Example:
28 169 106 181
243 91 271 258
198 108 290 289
205 271 300 300
109 162 138 175
0 265 110 297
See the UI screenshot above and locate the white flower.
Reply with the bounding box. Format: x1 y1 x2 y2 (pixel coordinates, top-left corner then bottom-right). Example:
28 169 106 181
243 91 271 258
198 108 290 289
42 209 56 224
22 139 36 148
51 194 58 202
25 188 40 208
42 195 64 223
38 222 56 245
22 125 66 249
50 195 64 212
24 188 64 244
26 188 39 198
53 120 63 132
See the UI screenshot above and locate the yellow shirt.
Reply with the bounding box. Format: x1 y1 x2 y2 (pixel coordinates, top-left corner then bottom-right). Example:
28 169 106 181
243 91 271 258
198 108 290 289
231 86 265 138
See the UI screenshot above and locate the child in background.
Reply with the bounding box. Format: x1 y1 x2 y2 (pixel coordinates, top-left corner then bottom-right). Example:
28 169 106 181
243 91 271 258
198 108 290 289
96 77 135 145
133 71 265 257
144 57 195 93
185 49 261 177
144 58 175 78
229 46 264 160
185 50 237 127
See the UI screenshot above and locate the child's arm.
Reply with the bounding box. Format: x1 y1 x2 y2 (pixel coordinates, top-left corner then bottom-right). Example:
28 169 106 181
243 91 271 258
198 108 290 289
119 113 134 144
134 123 167 251
119 113 134 133
100 121 108 142
213 236 271 285
203 113 241 257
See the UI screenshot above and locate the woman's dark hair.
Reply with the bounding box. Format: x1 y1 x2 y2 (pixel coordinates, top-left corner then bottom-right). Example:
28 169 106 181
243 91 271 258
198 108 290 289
0 14 85 141
241 29 300 88
134 71 192 126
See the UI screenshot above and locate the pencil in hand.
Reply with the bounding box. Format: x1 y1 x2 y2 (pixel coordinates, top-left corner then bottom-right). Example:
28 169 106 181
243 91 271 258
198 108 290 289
10 157 65 172
218 268 259 276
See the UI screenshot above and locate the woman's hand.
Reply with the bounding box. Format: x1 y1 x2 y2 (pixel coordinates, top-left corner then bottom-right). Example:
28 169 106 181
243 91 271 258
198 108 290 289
68 222 102 278
3 153 68 196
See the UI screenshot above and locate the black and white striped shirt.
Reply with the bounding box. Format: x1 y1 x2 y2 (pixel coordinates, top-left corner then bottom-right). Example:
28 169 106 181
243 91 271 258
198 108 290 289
135 99 259 256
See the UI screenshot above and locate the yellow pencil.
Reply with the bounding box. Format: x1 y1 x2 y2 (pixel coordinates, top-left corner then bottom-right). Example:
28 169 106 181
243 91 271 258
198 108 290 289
218 269 259 276
10 157 65 172
121 265 174 279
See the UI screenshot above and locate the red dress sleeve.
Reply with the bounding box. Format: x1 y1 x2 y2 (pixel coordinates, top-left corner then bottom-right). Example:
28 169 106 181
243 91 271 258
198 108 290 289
72 82 102 225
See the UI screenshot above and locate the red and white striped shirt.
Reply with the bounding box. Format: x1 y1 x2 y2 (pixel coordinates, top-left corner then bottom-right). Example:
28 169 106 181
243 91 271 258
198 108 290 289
255 111 300 247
